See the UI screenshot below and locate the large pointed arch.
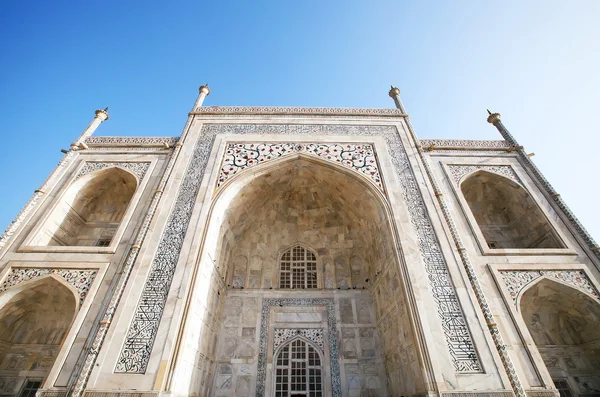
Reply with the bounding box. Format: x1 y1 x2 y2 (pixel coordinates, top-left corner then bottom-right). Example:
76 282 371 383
32 166 138 246
460 170 564 249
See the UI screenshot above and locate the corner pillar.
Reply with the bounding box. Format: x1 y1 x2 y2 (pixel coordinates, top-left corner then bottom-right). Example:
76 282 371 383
71 108 109 150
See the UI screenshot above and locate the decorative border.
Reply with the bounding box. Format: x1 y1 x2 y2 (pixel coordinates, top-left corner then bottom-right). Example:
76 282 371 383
75 162 151 181
273 328 324 352
85 137 179 146
218 143 382 191
498 269 600 307
257 299 339 397
447 165 521 186
0 268 97 305
193 106 404 116
116 124 480 373
420 139 510 149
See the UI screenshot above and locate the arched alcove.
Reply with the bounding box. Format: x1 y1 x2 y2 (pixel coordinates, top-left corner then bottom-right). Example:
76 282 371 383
461 171 563 249
521 278 600 395
0 278 77 395
33 167 137 246
181 156 425 397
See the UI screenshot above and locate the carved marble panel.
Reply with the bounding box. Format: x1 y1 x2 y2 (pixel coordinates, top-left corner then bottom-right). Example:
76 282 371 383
447 164 521 186
75 161 151 181
499 270 600 306
273 328 324 352
0 267 97 305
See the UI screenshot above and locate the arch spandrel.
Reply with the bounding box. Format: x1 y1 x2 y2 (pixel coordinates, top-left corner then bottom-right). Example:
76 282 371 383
216 142 385 195
499 269 600 311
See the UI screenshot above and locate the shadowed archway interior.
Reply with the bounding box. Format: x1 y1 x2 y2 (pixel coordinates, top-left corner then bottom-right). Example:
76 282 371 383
461 171 563 249
200 157 424 397
521 278 600 395
0 278 77 395
33 167 137 247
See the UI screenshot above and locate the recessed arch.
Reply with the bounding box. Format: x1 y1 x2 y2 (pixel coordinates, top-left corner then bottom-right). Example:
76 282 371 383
520 277 600 394
181 153 429 396
0 277 77 395
460 170 563 249
33 166 138 246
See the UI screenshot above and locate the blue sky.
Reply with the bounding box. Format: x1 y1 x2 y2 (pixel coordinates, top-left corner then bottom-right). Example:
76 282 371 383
1 1 599 241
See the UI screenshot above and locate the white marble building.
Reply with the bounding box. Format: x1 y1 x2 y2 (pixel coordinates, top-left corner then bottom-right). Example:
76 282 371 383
0 86 598 397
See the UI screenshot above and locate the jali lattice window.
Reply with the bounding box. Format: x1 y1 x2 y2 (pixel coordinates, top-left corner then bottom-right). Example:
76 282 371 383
275 338 323 397
279 246 317 289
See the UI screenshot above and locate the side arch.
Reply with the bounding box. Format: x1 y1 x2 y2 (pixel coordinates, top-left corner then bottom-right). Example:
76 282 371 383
32 166 138 246
519 277 600 394
460 170 563 249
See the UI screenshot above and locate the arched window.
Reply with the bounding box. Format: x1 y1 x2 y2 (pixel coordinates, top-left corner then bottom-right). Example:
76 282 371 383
275 338 323 397
279 246 317 289
461 171 563 249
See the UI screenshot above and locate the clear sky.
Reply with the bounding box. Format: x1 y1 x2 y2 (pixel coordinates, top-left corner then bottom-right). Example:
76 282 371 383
1 1 599 241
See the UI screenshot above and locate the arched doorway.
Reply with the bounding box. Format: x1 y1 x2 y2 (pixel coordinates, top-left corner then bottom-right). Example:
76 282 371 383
521 278 600 396
33 167 137 246
0 277 77 396
461 171 563 249
191 156 425 397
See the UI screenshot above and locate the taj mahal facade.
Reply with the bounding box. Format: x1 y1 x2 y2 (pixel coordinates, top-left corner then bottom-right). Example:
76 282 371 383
0 86 598 397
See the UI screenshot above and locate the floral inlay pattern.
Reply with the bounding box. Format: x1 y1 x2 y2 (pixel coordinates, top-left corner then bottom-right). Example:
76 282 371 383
75 162 151 181
0 268 97 305
447 165 521 186
499 270 600 306
218 143 382 191
274 328 324 352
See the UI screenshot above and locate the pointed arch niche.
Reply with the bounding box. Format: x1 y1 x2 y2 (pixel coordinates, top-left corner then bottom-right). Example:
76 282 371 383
157 155 436 397
460 170 564 250
0 277 77 396
31 166 138 247
520 277 600 395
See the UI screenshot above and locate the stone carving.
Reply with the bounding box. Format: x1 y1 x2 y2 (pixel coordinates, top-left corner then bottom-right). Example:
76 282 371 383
0 267 97 305
194 106 404 116
420 139 511 149
117 124 479 374
75 162 151 181
218 142 383 191
85 137 179 146
499 270 600 306
273 328 324 352
257 298 340 397
447 165 521 186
